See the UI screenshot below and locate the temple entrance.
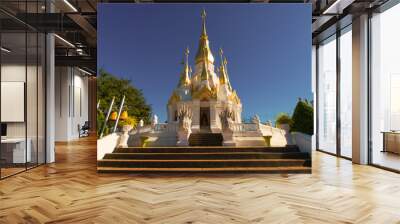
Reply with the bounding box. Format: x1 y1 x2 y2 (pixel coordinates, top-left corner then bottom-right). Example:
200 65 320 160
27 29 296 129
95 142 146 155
200 107 211 131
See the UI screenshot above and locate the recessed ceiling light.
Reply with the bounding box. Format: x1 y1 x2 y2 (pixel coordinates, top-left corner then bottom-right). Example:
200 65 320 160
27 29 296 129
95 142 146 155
63 0 78 12
1 47 11 53
78 67 93 76
54 34 75 48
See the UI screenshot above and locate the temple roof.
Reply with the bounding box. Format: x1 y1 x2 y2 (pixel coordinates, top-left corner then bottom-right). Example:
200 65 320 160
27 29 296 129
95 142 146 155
218 49 232 90
178 47 191 87
169 10 241 106
195 9 215 64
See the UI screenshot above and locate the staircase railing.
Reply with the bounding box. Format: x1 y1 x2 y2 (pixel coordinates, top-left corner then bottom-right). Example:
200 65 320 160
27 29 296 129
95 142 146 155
231 123 259 132
154 123 178 133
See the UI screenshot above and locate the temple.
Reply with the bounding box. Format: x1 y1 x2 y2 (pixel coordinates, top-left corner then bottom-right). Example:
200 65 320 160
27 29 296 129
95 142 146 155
123 10 290 147
167 9 242 133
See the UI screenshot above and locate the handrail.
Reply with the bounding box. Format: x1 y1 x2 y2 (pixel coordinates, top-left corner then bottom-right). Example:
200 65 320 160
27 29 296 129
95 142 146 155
230 123 259 132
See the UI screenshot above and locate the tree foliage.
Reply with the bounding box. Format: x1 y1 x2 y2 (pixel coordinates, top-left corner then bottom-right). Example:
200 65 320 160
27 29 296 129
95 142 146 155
291 99 313 135
275 113 293 126
97 69 152 136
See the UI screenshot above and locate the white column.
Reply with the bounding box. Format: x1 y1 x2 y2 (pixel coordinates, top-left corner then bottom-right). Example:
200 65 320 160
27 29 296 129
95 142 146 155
191 100 200 132
54 67 74 141
312 45 317 151
352 14 369 164
46 32 55 163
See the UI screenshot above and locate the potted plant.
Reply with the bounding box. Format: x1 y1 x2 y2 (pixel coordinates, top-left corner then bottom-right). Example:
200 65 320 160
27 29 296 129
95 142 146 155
275 113 292 131
118 116 137 132
117 116 137 148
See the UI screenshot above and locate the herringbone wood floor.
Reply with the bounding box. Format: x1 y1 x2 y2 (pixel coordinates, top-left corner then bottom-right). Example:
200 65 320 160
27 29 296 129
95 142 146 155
1 136 400 224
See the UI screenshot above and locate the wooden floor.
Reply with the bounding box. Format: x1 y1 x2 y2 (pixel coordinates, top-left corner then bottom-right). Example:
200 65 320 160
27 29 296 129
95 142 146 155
1 136 400 223
373 151 400 171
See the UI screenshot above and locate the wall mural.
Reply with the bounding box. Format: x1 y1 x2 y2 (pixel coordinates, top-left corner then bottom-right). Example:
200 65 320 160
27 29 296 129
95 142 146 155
97 4 312 173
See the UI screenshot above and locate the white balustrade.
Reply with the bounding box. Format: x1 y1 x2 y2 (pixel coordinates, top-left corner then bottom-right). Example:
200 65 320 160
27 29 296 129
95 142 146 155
231 123 259 132
153 123 178 133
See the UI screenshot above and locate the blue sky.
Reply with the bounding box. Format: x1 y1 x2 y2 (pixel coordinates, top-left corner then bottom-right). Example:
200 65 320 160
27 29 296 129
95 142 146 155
98 4 311 122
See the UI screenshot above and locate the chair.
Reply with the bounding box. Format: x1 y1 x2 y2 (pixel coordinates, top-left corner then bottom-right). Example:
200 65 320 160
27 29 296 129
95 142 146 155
79 121 90 138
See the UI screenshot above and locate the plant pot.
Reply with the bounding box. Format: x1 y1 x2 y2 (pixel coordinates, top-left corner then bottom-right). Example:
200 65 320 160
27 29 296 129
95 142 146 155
122 125 133 133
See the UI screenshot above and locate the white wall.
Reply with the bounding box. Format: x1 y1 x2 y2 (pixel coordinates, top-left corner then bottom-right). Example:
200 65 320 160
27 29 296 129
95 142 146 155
1 62 46 164
54 67 89 141
1 64 37 138
312 45 316 151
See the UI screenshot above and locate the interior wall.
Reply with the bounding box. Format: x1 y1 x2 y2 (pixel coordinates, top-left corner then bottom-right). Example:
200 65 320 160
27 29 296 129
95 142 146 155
88 76 97 132
312 45 316 150
1 64 39 139
54 66 89 141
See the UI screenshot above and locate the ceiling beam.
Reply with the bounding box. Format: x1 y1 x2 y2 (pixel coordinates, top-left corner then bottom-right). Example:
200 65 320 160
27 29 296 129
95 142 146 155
55 55 96 71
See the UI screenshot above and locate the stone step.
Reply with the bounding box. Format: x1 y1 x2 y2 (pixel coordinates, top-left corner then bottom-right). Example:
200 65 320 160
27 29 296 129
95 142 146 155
99 145 310 174
97 159 310 168
97 166 312 174
189 133 223 146
103 152 310 160
114 145 300 153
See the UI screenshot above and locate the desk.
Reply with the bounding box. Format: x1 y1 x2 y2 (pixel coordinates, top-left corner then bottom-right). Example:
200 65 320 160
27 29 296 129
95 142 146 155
382 132 400 154
1 138 31 163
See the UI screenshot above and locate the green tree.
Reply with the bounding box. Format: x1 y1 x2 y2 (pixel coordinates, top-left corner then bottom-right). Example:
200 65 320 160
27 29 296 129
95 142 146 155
97 69 152 136
291 99 313 135
275 113 293 126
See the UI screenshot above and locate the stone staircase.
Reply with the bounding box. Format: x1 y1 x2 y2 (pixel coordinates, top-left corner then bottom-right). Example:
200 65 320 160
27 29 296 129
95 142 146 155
97 145 311 174
188 133 223 146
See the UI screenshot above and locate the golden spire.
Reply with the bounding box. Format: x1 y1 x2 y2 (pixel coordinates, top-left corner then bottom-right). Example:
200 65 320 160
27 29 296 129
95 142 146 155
201 9 207 38
178 47 191 87
200 46 209 81
218 48 231 89
195 9 215 64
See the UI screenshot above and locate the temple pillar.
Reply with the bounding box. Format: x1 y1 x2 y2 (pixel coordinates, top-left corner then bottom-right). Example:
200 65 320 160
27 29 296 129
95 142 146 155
191 100 200 132
210 100 218 133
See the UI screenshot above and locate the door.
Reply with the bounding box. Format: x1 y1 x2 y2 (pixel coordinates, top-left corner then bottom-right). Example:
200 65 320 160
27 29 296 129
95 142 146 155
200 107 210 131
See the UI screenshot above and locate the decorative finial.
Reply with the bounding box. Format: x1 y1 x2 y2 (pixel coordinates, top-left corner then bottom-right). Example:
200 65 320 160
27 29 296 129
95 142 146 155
201 9 206 21
219 48 224 65
201 9 207 37
179 48 191 86
184 47 190 65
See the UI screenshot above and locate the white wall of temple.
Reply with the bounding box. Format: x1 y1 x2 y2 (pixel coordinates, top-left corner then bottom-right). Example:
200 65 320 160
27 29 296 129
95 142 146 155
54 67 89 141
168 99 242 134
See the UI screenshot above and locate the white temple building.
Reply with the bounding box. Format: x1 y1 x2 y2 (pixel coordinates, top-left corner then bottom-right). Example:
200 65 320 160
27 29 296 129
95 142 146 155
95 10 315 161
117 10 292 148
167 10 242 134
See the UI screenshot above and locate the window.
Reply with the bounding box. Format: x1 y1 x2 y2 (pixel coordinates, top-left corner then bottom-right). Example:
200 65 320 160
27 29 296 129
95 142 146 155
317 35 337 154
370 3 400 171
339 27 352 158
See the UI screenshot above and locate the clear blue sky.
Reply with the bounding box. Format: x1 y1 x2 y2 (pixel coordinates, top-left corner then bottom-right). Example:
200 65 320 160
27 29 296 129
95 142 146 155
98 4 311 122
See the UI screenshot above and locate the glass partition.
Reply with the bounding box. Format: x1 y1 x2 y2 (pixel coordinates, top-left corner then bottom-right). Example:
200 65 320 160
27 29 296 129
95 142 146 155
1 31 28 177
339 27 352 158
317 35 337 154
27 31 38 169
0 1 46 179
38 32 46 165
370 3 400 171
